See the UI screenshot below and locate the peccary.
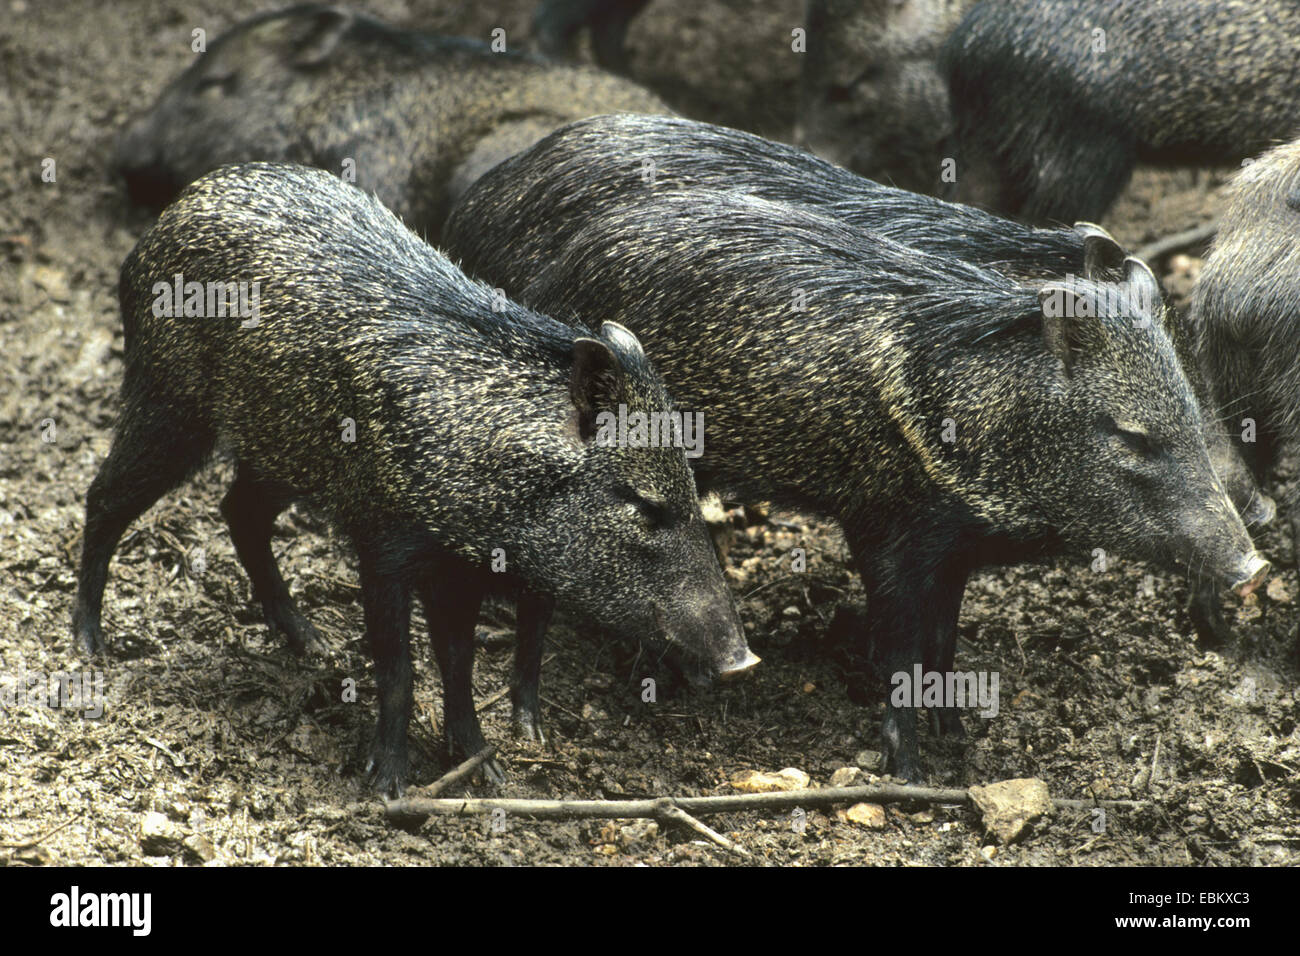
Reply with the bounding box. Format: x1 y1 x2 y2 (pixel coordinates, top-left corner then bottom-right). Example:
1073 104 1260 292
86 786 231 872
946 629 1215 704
940 0 1300 222
1191 140 1300 563
444 114 1273 541
445 180 1269 780
798 0 972 192
72 162 755 795
113 3 668 239
533 0 651 71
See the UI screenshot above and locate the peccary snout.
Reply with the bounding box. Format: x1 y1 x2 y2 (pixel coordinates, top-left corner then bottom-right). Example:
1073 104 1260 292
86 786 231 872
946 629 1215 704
1176 488 1270 597
659 574 758 685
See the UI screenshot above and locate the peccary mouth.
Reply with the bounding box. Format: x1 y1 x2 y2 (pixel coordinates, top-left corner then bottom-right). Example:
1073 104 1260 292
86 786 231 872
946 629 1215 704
717 648 761 680
1231 553 1270 597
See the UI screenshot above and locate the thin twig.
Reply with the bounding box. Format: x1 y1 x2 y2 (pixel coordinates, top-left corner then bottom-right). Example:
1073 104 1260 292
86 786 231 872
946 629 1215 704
0 816 79 849
654 800 750 858
422 747 497 799
1134 221 1218 263
384 783 1147 823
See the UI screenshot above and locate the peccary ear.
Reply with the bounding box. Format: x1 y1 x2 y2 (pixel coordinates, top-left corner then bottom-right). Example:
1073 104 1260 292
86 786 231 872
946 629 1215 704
289 6 354 67
1038 283 1085 375
599 321 646 361
1122 256 1165 328
1074 222 1126 279
570 337 625 441
1122 256 1160 302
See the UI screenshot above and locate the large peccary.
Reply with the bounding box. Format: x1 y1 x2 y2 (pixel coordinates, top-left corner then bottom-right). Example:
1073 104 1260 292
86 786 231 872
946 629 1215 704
940 0 1300 222
798 0 972 192
444 113 1273 537
446 177 1268 779
1191 140 1300 562
113 3 668 239
72 163 755 795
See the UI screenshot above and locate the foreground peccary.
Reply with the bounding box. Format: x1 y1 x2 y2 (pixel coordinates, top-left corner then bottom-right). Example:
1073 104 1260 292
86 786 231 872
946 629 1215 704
1191 140 1300 561
72 163 756 794
113 3 668 239
940 0 1300 222
798 0 972 192
533 0 651 71
445 179 1269 779
444 114 1274 538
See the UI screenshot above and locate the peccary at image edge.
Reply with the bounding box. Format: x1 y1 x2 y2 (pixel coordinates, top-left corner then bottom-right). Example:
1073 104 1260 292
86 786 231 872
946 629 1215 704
446 112 1274 642
444 158 1268 780
940 0 1300 222
1191 138 1300 573
112 3 669 240
72 162 756 796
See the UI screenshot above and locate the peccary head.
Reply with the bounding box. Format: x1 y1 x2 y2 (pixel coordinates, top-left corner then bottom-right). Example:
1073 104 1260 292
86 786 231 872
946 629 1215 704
971 257 1268 594
797 0 971 190
521 321 758 684
114 4 389 206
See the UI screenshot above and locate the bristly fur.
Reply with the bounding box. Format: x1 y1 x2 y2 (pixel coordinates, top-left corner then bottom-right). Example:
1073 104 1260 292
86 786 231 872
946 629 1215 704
940 0 1300 222
445 137 1259 780
76 162 748 795
112 3 669 238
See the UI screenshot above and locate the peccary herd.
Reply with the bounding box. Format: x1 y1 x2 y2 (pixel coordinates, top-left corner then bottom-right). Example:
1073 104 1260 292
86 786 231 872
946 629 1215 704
75 1 1300 793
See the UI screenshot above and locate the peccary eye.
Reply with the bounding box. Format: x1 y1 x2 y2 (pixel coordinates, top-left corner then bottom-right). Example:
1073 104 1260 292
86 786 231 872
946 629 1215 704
616 485 669 529
1103 416 1158 458
826 84 855 103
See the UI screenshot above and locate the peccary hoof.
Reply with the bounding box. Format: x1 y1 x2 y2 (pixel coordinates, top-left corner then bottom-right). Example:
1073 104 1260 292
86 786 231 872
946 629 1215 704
365 746 409 798
511 707 547 746
71 610 106 657
263 600 323 656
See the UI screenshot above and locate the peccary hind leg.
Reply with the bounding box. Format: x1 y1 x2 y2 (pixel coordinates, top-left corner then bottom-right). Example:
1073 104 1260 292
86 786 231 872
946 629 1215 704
220 466 320 655
359 556 414 797
72 405 212 656
511 589 555 743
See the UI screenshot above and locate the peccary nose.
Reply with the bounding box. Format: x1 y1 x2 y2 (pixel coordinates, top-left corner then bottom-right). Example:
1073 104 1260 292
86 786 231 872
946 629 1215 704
718 648 761 681
1232 553 1270 597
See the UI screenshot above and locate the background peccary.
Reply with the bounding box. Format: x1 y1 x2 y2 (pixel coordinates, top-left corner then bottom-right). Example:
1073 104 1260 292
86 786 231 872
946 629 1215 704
798 0 972 192
113 3 669 239
533 0 651 71
940 0 1300 223
445 179 1268 779
72 162 755 795
444 113 1274 543
1191 140 1300 564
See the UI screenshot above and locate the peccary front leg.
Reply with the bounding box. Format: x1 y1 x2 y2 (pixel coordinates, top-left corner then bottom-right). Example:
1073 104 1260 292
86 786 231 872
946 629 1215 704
511 589 555 744
418 570 507 785
220 466 320 655
1188 577 1232 645
923 561 971 739
854 537 966 783
359 558 414 796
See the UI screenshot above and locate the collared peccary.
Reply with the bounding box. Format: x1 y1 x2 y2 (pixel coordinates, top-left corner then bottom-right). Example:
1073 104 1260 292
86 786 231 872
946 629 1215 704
1191 139 1300 562
533 0 651 71
113 3 668 239
444 113 1274 543
797 0 973 192
445 179 1268 780
940 0 1300 222
72 162 756 795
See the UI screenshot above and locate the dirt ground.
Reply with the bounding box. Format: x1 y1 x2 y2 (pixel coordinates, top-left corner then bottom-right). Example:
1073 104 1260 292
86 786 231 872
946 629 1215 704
2 0 1297 868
